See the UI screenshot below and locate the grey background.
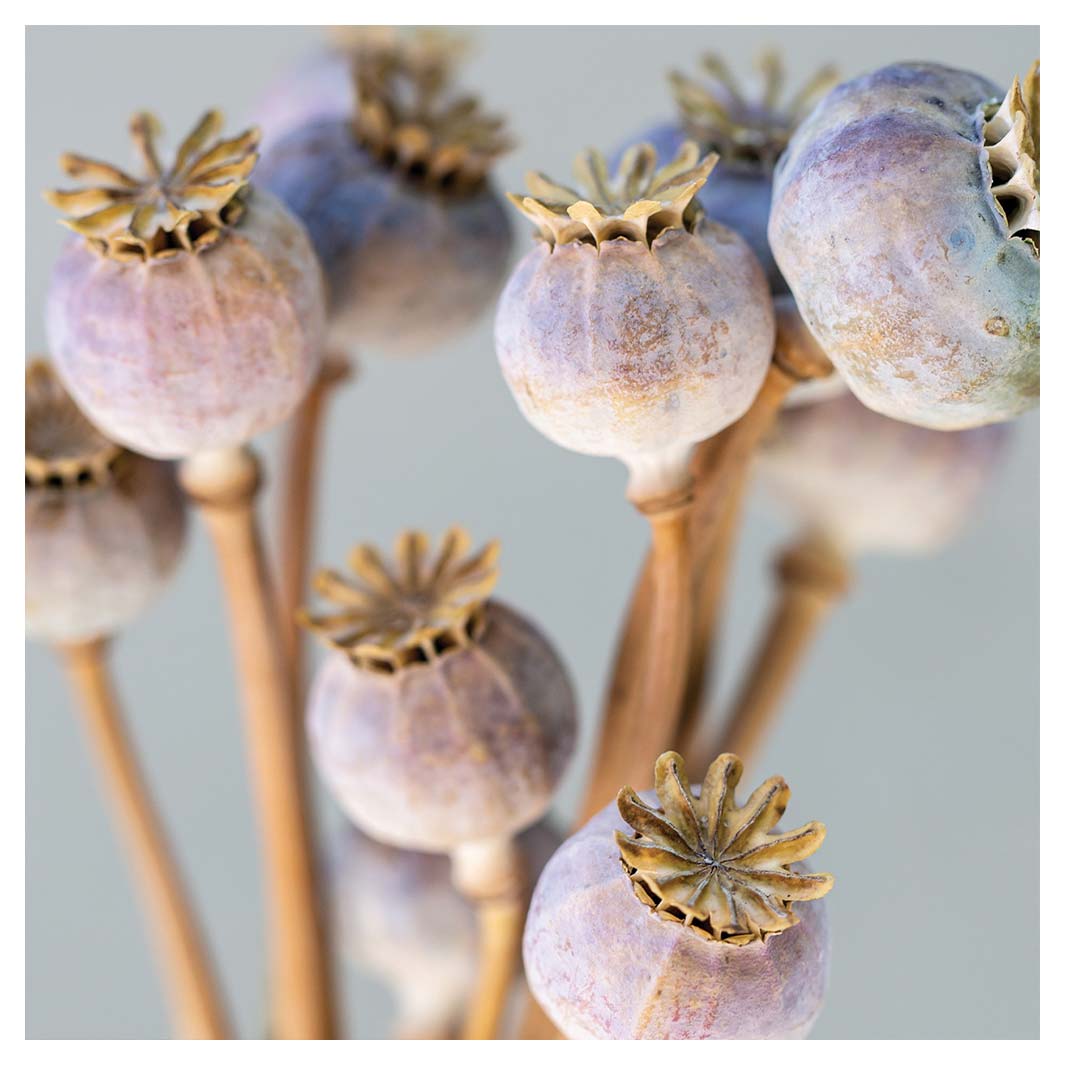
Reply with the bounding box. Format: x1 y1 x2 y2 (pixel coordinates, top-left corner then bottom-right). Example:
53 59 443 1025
26 26 1038 1039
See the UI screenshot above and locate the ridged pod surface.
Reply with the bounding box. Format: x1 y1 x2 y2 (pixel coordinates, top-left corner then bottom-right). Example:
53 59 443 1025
758 390 1009 555
307 601 576 852
46 188 326 458
258 120 511 357
496 219 773 497
523 796 829 1039
770 62 1039 429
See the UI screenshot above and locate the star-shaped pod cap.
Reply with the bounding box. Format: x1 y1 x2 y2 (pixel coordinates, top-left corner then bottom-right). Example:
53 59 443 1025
45 111 260 262
508 142 717 249
351 29 510 193
299 527 500 674
983 60 1039 253
616 751 834 945
670 50 838 169
25 360 123 488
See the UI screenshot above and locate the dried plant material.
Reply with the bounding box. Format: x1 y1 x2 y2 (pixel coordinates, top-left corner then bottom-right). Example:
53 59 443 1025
25 360 121 488
510 143 717 248
352 30 508 192
616 750 833 945
44 111 260 262
670 50 838 169
984 60 1039 252
300 527 500 673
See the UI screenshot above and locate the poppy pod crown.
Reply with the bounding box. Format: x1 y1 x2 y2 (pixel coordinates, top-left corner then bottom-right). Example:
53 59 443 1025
44 111 260 262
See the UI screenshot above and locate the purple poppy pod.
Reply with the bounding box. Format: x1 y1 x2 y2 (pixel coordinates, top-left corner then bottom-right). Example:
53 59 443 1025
44 111 326 459
301 528 577 854
525 750 833 1039
258 37 512 358
25 361 185 644
495 142 775 504
770 61 1039 430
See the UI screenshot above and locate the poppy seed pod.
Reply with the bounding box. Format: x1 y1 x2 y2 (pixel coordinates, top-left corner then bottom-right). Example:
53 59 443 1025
758 389 1009 556
25 361 185 644
495 142 774 503
302 528 577 853
331 818 562 1037
44 111 326 459
770 61 1040 430
524 751 833 1040
258 38 512 357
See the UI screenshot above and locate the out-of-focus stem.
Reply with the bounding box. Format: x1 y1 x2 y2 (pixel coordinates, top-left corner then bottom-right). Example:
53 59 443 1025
452 837 526 1040
180 446 337 1039
277 353 352 696
709 532 851 766
60 638 230 1039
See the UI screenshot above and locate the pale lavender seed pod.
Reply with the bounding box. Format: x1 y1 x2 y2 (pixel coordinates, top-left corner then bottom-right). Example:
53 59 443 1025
525 752 833 1040
25 361 186 644
496 143 774 501
254 48 354 151
302 529 577 853
256 35 512 358
43 112 326 459
758 390 1009 555
770 61 1039 430
331 818 562 1036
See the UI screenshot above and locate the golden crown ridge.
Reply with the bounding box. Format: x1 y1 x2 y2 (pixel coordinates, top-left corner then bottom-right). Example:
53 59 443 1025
25 360 123 488
984 60 1039 253
298 527 501 674
669 50 839 169
44 110 260 262
351 30 509 193
615 751 834 946
509 141 718 250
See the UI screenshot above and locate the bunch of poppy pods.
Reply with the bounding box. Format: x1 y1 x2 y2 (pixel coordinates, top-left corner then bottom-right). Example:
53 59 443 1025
26 29 1037 1040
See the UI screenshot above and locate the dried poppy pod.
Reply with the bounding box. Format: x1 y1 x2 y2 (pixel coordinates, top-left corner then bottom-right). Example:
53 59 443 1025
25 360 185 645
258 34 512 357
495 142 774 503
623 51 838 296
302 527 576 1039
525 751 834 1040
770 61 1040 430
302 527 576 852
331 819 562 1038
44 110 326 458
759 390 1009 557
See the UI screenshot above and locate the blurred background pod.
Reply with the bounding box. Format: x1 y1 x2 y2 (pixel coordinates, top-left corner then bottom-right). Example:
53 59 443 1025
258 31 514 359
25 360 186 645
302 528 577 854
617 51 839 297
524 752 833 1040
770 61 1039 430
758 390 1010 558
43 110 326 459
330 818 562 1039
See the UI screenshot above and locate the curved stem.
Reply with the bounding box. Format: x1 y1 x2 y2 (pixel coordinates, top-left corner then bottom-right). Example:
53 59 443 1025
180 446 337 1039
452 837 525 1040
710 532 851 767
277 353 352 696
59 639 230 1039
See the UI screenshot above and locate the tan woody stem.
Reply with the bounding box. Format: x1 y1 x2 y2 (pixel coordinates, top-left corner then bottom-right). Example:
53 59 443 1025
672 474 748 760
180 446 337 1040
710 532 850 766
59 638 230 1039
452 836 526 1040
276 353 353 695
